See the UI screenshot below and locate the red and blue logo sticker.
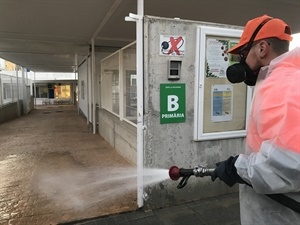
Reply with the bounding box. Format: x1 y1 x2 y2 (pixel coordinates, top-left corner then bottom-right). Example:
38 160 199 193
160 35 185 56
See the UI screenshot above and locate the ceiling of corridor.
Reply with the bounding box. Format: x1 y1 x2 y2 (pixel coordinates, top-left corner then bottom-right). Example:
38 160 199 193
0 0 299 73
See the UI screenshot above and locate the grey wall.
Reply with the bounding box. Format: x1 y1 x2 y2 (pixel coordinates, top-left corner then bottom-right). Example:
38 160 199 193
29 96 34 111
0 102 20 123
0 97 33 124
98 109 137 165
143 16 244 209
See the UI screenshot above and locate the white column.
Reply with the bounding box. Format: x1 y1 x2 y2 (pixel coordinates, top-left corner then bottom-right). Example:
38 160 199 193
33 72 36 108
86 57 90 125
119 50 124 121
136 0 144 208
15 68 20 115
0 74 2 107
125 0 144 209
22 67 27 114
91 38 96 134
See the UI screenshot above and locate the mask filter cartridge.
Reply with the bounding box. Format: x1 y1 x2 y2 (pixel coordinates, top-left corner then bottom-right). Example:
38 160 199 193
226 60 257 86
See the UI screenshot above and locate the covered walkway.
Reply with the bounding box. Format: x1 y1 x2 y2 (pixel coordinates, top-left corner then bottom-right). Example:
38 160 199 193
0 105 137 225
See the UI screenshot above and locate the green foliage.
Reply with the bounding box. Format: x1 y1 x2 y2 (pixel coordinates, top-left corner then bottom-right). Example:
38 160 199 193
206 62 218 78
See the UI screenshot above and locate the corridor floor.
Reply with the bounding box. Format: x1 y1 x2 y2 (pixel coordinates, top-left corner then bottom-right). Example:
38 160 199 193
0 105 137 225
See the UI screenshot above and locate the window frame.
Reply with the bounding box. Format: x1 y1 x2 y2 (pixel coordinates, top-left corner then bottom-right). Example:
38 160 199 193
101 42 137 126
194 26 253 141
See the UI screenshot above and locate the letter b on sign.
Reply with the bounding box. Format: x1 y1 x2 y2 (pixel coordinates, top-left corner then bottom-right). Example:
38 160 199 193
160 83 186 124
168 95 179 111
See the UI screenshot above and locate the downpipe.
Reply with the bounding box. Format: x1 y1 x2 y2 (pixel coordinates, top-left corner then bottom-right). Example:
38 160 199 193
169 166 215 189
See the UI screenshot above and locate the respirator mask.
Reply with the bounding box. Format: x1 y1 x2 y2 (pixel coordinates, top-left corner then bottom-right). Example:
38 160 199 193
226 18 272 86
226 57 259 86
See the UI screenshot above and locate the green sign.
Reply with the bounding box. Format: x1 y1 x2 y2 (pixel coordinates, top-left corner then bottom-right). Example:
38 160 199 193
160 83 186 124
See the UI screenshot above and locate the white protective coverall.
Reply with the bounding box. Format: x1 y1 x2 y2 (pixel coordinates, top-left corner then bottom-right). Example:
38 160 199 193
235 47 300 225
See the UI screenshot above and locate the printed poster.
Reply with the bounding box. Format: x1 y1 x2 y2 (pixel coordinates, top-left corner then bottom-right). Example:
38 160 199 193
211 84 233 122
206 38 229 78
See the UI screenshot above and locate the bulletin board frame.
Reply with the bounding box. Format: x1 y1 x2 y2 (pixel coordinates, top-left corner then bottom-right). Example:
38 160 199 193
194 26 253 141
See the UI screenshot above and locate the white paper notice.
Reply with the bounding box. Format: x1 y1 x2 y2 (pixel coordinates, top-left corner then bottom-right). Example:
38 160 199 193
206 38 229 78
211 84 233 122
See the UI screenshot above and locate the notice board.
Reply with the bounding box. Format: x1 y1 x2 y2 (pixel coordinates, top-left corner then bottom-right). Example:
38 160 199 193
194 26 253 141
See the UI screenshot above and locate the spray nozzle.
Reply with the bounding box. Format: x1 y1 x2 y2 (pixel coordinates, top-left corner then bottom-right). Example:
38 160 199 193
169 165 215 189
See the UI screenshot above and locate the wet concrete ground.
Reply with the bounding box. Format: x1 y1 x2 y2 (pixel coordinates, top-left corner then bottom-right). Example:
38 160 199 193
62 192 240 225
0 105 137 225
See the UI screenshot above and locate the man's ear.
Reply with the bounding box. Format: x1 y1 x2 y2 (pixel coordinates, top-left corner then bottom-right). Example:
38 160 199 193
258 41 269 57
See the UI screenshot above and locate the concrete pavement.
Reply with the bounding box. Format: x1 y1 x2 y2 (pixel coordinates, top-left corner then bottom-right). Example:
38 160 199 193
0 105 137 225
61 193 240 225
0 105 241 225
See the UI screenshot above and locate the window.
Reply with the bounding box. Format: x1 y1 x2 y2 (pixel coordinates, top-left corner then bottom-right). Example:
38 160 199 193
3 83 12 99
0 71 29 105
2 76 12 104
17 71 23 100
55 84 71 99
124 72 137 122
101 42 137 124
122 43 137 123
36 85 48 98
112 72 119 114
101 51 120 115
11 77 18 100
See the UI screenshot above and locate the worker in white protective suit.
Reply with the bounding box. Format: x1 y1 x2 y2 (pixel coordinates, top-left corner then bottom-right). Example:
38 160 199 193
211 15 300 225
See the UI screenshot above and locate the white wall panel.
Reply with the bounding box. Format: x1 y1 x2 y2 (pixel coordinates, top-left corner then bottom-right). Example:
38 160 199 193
78 60 88 118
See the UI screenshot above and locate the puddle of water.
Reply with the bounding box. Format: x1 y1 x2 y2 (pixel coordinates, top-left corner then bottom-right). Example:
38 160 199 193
8 154 17 158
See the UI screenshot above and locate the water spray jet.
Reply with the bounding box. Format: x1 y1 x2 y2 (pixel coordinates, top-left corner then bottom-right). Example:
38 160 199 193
169 165 215 189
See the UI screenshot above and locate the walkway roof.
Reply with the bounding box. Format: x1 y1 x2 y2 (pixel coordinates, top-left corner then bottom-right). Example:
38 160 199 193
0 0 299 73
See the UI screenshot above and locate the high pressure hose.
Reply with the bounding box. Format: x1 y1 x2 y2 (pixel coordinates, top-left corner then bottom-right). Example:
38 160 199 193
169 166 215 189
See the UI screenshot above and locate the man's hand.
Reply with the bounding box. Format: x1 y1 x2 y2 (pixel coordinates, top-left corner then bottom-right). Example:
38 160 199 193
211 155 246 187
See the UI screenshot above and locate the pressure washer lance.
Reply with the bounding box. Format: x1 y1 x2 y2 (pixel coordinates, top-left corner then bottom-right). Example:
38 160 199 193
169 165 215 189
